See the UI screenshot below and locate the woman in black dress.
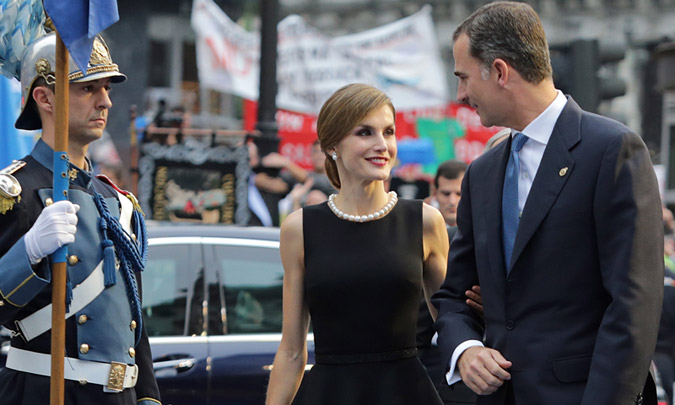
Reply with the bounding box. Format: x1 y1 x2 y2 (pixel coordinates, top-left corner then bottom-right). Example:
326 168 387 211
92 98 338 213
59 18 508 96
266 84 448 405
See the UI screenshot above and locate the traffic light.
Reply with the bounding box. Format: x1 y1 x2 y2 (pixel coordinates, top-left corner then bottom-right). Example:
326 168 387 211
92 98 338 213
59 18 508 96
550 39 627 113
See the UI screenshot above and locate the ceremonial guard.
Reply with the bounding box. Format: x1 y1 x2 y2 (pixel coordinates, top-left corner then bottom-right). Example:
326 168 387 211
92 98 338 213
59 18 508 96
0 32 161 404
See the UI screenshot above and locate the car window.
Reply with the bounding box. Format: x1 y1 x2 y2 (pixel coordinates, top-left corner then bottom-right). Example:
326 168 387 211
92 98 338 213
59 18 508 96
143 243 204 337
208 244 283 335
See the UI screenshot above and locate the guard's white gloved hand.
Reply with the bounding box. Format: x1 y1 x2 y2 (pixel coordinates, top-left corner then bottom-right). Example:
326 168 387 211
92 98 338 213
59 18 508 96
25 200 80 265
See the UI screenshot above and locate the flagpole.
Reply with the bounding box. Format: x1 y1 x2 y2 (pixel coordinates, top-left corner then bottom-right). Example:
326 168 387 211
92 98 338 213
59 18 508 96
50 30 69 405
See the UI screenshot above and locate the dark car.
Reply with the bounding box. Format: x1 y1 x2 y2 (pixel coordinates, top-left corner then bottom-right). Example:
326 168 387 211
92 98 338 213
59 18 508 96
143 223 315 404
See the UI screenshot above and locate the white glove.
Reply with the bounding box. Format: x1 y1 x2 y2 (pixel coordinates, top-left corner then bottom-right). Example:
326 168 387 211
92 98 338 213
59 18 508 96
25 200 80 265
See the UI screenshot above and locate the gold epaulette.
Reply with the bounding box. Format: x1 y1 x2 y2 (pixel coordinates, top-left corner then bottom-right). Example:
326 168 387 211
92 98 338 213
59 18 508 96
126 193 144 216
0 160 26 215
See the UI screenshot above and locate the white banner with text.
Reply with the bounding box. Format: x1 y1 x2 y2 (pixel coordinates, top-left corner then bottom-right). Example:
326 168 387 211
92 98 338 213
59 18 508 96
192 0 449 114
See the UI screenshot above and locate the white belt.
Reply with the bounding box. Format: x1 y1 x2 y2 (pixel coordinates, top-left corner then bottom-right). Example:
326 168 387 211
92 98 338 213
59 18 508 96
15 260 105 342
6 347 138 392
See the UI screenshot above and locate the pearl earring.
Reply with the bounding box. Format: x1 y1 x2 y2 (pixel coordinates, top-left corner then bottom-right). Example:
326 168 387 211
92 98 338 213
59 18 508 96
331 152 338 161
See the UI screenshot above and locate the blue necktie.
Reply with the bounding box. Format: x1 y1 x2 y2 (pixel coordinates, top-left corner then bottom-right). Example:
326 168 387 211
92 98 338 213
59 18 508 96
502 132 528 271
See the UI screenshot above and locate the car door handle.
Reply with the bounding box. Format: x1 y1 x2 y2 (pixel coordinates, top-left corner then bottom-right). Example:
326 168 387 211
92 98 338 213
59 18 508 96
263 364 314 372
153 358 196 373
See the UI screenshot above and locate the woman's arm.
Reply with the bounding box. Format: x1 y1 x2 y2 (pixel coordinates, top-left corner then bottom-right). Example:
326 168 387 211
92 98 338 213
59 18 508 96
266 209 311 405
421 203 449 320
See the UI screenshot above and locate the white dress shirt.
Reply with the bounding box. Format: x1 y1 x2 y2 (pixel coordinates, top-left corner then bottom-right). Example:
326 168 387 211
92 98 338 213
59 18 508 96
515 90 568 212
445 90 568 386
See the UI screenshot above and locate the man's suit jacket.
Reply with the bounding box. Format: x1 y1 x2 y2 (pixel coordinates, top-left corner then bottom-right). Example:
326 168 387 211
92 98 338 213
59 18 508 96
432 98 664 405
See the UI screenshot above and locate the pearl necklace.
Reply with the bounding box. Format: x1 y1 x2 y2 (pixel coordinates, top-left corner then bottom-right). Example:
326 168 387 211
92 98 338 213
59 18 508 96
327 191 398 222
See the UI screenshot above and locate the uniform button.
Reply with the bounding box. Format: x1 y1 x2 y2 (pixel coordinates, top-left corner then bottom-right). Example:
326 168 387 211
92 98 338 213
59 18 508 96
77 314 88 325
0 300 4 306
78 379 87 386
128 347 136 357
80 343 90 354
131 233 137 242
68 255 79 266
45 198 53 206
130 320 137 330
506 320 516 330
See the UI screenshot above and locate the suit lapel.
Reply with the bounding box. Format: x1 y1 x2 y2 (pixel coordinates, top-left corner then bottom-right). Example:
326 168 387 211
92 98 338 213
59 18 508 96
509 99 582 271
483 135 511 279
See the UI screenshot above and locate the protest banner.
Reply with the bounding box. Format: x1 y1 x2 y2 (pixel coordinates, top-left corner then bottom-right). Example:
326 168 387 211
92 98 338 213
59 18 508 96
192 0 448 114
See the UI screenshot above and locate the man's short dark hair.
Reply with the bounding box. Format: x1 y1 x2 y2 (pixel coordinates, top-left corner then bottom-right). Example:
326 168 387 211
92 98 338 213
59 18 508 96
435 160 468 188
19 77 55 130
453 1 552 84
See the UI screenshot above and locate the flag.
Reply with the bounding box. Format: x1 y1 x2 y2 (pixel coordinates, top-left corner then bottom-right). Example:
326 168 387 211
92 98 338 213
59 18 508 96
43 0 119 73
0 0 46 80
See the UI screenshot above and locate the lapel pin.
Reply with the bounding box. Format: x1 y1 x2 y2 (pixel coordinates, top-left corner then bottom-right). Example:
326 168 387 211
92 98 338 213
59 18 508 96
559 167 569 177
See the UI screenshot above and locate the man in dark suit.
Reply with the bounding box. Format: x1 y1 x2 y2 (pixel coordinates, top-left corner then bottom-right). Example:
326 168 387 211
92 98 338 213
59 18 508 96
432 2 664 404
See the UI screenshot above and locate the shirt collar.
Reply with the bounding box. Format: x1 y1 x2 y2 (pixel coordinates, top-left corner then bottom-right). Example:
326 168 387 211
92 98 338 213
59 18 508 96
514 90 567 146
31 139 93 189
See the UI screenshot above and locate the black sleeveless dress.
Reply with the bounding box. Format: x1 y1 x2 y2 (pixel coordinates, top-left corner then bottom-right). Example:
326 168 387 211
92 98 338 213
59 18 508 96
293 199 443 405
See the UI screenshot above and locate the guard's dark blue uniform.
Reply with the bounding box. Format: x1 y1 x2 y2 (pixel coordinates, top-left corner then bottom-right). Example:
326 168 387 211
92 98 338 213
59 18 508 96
0 140 161 404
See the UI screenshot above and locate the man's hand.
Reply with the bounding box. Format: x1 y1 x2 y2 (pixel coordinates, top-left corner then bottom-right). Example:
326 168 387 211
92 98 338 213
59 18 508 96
466 285 483 315
25 200 80 265
255 173 289 194
289 178 315 204
458 346 511 395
